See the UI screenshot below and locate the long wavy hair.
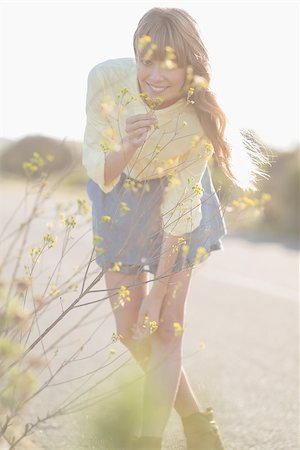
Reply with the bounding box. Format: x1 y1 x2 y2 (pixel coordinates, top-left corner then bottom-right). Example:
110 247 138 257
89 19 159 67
133 7 271 191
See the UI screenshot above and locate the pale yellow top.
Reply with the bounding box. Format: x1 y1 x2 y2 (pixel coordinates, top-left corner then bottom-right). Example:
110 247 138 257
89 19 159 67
82 57 214 236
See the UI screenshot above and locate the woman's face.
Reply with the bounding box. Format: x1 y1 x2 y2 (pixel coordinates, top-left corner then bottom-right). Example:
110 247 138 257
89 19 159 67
137 56 186 109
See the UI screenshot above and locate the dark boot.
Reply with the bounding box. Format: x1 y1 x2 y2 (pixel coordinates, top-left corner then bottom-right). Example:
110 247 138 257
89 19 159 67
181 407 225 450
131 435 162 450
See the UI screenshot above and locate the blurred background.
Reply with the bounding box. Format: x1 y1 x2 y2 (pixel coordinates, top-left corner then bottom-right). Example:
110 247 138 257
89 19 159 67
0 3 299 449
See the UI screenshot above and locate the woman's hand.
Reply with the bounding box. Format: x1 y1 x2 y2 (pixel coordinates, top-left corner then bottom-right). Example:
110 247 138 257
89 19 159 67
131 291 164 340
125 112 157 150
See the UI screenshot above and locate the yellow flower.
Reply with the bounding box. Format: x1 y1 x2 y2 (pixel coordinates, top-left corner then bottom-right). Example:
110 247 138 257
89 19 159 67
119 201 130 216
173 322 184 336
118 285 131 306
43 233 57 248
261 193 271 203
30 246 41 260
172 243 179 254
32 151 45 167
123 178 139 192
143 314 149 325
160 46 177 69
23 161 39 174
192 183 204 196
100 141 113 152
63 216 76 228
138 34 152 52
103 127 116 139
143 47 155 61
112 333 124 342
182 244 189 255
139 34 152 44
193 75 209 90
190 134 202 148
173 238 189 257
50 285 60 297
95 246 104 255
165 45 176 56
0 337 24 359
197 246 208 256
166 172 181 190
46 153 55 162
139 92 163 109
77 198 90 215
242 196 258 207
204 141 214 157
231 195 260 209
186 65 194 83
109 261 123 272
161 59 178 70
59 213 76 228
172 284 179 299
194 246 208 264
101 215 111 223
187 87 195 104
149 321 159 334
93 234 103 244
232 199 240 208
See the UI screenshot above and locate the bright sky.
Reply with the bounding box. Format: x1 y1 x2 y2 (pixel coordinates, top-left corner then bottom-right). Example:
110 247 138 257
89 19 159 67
0 1 299 151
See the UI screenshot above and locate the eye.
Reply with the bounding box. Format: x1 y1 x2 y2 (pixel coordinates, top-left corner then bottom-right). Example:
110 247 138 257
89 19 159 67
141 59 152 66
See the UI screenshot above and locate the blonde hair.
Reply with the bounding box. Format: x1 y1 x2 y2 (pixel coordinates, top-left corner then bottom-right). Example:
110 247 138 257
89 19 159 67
133 7 271 191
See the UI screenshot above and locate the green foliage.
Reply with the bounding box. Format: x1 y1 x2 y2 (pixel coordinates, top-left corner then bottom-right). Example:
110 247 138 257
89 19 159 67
211 147 299 237
254 148 299 236
0 135 76 176
75 367 143 450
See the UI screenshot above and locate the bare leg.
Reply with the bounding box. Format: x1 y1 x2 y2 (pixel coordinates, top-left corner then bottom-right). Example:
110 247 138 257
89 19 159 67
140 329 183 437
131 338 201 418
139 267 195 437
105 269 201 433
174 367 201 417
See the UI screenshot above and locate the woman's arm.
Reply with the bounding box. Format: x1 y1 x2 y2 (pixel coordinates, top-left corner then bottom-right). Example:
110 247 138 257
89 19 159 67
104 109 157 186
103 136 137 186
132 230 180 338
83 65 157 191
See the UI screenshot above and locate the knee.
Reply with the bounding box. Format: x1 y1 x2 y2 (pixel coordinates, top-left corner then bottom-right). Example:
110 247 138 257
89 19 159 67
153 323 184 348
116 330 133 349
116 329 150 370
116 328 145 351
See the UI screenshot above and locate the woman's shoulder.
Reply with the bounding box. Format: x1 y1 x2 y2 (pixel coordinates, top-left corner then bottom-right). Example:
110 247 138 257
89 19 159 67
88 57 135 87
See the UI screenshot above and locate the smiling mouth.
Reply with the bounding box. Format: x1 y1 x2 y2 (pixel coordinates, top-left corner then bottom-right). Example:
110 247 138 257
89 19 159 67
147 83 169 94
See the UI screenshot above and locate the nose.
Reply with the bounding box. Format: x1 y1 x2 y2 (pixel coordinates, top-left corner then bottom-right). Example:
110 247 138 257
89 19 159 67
148 63 165 83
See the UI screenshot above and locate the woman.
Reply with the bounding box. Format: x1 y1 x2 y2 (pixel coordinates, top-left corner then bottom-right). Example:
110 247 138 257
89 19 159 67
83 7 268 450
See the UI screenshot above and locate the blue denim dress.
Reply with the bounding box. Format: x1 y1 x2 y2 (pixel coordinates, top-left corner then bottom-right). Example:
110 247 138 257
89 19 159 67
86 165 227 274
